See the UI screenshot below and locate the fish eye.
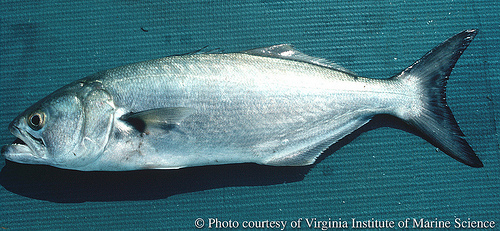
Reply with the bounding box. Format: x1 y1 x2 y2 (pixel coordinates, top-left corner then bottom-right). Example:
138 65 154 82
27 110 46 131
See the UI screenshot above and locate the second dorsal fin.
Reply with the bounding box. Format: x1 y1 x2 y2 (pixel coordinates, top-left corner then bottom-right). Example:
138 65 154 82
242 44 356 76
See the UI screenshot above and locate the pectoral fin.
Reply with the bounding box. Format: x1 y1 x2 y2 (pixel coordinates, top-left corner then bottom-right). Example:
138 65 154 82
120 107 194 133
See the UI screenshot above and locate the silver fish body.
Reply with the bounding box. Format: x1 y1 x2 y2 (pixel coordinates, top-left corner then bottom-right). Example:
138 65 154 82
2 30 483 171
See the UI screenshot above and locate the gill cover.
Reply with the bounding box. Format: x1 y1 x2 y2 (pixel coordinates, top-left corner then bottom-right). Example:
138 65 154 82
67 81 115 167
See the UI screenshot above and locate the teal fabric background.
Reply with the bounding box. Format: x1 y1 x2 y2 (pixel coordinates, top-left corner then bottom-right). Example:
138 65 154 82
0 0 498 230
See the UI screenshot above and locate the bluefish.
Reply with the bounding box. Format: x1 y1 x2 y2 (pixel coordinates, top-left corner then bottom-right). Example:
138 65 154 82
2 30 483 171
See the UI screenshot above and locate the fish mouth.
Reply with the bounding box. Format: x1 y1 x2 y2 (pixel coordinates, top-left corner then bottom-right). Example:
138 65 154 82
2 125 47 164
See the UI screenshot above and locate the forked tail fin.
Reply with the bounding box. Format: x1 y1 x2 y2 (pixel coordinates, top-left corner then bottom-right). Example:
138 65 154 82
393 30 483 167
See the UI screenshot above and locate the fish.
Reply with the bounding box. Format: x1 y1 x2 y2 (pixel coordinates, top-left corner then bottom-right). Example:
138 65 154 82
1 30 483 171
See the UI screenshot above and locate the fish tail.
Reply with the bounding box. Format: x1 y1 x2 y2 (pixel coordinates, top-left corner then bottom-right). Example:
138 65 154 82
392 29 483 167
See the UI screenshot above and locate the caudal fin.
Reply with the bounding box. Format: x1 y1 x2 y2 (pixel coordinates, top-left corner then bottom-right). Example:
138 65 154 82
393 30 483 167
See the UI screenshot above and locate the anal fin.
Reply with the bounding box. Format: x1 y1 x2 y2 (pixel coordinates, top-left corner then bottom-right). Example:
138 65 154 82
265 117 371 166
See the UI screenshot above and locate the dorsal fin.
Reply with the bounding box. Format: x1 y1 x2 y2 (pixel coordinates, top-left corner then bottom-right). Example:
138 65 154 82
242 44 356 76
175 46 223 57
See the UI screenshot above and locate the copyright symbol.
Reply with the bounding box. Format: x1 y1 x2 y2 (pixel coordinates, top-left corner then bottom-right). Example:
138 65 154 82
195 218 205 229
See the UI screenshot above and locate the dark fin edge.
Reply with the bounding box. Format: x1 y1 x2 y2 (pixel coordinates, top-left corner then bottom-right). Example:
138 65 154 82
393 29 483 167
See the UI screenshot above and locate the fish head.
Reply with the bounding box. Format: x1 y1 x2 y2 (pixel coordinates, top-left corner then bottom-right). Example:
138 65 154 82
2 79 115 170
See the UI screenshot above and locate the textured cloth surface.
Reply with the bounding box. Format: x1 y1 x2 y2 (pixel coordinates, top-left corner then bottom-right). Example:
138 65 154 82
0 0 498 230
